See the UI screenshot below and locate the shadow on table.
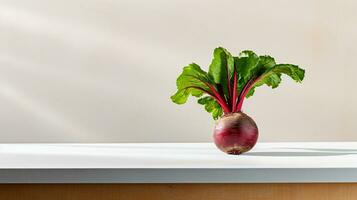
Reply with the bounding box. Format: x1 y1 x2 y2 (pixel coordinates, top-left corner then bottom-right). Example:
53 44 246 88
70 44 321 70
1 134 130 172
287 148 357 152
244 151 357 157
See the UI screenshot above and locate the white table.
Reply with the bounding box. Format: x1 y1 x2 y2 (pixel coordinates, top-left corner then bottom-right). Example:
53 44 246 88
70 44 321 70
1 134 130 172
1 142 357 183
1 142 357 200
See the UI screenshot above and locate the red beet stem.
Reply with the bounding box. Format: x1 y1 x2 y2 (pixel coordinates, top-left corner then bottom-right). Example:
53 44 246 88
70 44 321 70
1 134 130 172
204 82 231 113
235 76 262 112
231 69 237 112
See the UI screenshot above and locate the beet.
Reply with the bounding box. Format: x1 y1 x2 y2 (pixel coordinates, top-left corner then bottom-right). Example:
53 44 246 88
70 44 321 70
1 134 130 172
171 47 305 154
213 112 258 155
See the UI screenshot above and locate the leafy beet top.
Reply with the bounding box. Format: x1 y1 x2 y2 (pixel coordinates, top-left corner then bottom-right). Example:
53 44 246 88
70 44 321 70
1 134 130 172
171 47 305 120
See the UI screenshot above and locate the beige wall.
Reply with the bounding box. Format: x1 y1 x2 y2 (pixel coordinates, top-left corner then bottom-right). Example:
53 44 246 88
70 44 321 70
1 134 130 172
0 0 356 142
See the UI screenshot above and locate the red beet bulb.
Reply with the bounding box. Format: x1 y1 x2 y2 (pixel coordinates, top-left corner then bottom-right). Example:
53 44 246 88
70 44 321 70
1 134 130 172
213 112 258 155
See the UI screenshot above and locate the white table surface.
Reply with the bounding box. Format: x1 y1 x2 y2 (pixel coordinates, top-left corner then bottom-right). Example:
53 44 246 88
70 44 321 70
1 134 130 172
1 142 357 183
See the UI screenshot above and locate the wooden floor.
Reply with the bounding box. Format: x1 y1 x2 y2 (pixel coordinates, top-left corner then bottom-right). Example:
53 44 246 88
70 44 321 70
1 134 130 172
0 183 356 200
